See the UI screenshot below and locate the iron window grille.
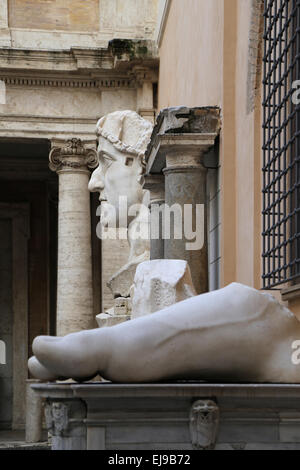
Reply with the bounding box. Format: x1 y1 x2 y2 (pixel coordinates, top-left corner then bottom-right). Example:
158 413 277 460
262 0 300 288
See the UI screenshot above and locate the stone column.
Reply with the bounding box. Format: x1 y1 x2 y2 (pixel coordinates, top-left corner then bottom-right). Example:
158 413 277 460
145 107 221 295
49 138 98 336
134 66 157 124
144 174 165 260
162 134 215 294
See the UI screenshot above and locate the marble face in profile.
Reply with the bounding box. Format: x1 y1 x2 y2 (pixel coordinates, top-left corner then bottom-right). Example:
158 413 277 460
88 111 153 277
89 110 152 227
89 135 145 229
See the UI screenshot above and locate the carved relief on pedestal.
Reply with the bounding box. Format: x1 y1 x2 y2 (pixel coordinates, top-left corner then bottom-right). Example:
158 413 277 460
45 402 70 436
45 400 86 437
189 399 220 450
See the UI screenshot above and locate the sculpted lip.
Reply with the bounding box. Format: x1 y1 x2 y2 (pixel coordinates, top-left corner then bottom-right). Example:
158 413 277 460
99 191 107 202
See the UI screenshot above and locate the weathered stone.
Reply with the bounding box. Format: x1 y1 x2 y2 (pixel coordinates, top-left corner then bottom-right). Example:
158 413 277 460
107 252 149 299
131 260 196 319
96 297 132 328
145 107 220 293
25 380 43 443
44 399 86 450
146 106 221 174
114 297 132 316
32 382 300 450
96 313 131 328
189 400 219 450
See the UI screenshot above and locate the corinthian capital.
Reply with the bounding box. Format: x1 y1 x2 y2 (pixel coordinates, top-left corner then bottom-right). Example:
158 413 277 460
49 138 98 173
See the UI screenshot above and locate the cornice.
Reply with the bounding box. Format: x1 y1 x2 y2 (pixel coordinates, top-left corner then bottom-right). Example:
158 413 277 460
0 41 159 75
0 75 134 89
0 114 98 123
0 42 159 89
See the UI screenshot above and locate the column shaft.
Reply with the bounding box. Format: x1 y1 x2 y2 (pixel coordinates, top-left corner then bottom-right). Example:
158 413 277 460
163 158 208 294
144 174 165 260
50 138 98 336
57 170 93 335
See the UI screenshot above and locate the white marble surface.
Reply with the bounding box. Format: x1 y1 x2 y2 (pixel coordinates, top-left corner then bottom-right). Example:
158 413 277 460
28 283 300 384
89 110 153 299
132 259 196 319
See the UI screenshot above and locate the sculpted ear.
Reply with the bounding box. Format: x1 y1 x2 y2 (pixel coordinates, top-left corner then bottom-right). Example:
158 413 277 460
137 173 145 185
125 157 134 167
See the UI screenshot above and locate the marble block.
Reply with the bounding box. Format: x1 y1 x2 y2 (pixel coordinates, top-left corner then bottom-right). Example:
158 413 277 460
131 259 196 319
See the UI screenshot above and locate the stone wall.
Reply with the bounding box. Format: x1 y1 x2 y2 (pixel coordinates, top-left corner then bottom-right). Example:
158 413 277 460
158 0 223 109
2 0 158 49
9 0 99 32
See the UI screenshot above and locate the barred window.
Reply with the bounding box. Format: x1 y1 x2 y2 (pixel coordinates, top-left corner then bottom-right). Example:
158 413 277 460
262 0 300 288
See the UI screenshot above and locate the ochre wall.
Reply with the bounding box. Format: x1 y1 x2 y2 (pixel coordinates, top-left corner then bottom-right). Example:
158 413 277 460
158 0 263 291
157 0 300 318
235 0 262 290
8 0 99 32
158 0 223 109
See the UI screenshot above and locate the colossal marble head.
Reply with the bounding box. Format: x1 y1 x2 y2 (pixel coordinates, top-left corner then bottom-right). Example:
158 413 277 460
88 110 153 228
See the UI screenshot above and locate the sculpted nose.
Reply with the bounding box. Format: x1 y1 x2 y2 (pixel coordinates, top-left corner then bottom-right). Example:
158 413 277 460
88 168 105 193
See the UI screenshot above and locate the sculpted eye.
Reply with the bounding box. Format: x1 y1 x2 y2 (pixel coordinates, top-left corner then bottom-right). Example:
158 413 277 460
102 153 114 167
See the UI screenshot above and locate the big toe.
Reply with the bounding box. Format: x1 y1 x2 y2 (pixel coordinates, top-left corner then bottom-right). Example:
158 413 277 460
28 356 58 381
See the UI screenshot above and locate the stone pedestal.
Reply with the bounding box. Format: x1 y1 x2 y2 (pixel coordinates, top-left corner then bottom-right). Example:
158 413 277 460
49 138 98 336
32 382 300 450
25 379 44 443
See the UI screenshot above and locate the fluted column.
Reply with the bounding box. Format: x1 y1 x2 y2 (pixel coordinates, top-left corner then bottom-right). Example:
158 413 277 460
144 174 165 260
49 138 98 336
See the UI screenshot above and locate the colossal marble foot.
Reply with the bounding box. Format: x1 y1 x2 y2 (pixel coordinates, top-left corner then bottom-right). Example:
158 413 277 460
29 283 300 383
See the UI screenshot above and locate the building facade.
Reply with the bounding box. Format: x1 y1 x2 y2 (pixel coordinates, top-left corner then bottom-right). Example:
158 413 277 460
0 0 158 430
1 0 300 443
157 0 300 316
